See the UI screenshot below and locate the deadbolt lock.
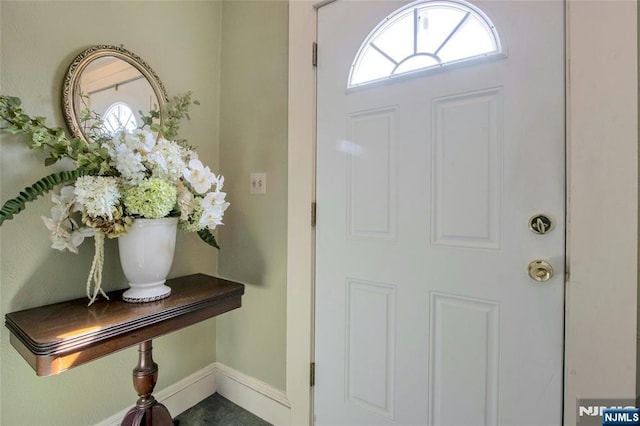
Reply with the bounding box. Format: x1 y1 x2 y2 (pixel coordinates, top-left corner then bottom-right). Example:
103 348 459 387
528 260 553 282
529 214 553 235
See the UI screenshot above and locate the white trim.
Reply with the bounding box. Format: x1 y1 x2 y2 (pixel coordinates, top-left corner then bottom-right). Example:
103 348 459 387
313 0 336 9
287 1 318 425
94 362 291 426
215 363 291 426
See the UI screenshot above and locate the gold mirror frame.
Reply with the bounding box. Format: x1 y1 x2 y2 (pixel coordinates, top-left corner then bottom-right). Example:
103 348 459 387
62 45 168 142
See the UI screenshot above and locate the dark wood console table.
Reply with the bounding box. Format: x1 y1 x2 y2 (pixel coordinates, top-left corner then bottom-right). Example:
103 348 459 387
4 273 244 425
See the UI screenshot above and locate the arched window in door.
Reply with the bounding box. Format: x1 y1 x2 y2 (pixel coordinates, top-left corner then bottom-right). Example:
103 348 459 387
349 0 503 88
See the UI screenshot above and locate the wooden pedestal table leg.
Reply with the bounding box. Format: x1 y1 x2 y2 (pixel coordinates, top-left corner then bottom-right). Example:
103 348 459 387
121 340 174 426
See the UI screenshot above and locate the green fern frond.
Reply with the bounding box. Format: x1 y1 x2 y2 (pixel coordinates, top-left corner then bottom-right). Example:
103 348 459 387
0 169 93 226
197 228 220 249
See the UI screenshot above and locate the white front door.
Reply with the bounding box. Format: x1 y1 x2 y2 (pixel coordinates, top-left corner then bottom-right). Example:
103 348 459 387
315 1 565 425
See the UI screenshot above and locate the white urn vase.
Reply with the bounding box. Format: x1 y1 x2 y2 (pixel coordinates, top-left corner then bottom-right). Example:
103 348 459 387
118 217 178 303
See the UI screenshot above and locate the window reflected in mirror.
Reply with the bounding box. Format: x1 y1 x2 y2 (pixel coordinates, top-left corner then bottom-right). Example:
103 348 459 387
102 102 137 135
78 56 155 135
62 45 168 143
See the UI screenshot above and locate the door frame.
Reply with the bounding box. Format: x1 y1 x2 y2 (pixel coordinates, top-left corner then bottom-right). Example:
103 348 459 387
286 1 638 425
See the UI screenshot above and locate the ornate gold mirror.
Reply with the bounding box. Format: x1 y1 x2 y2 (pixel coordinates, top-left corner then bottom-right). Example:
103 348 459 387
62 45 168 142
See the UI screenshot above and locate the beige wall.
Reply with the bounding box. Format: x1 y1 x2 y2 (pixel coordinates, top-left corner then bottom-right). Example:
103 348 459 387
564 2 638 423
0 1 223 424
217 0 289 391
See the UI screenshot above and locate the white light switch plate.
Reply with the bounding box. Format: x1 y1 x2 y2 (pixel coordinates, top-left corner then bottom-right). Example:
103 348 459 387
250 172 267 194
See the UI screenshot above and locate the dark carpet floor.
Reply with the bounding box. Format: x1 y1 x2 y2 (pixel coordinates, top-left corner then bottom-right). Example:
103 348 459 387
174 393 272 426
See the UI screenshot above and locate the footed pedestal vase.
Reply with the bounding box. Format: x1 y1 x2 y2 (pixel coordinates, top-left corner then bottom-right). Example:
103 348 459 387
118 217 178 303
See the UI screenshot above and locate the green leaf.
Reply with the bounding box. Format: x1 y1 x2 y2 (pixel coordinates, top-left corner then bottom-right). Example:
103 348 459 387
197 228 220 249
0 169 94 226
0 95 81 162
5 96 21 107
140 114 153 127
4 125 21 135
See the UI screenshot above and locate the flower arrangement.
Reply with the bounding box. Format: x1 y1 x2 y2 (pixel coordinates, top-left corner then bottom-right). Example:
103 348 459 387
0 93 228 304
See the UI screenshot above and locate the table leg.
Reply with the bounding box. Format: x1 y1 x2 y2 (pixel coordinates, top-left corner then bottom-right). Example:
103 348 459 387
121 340 174 426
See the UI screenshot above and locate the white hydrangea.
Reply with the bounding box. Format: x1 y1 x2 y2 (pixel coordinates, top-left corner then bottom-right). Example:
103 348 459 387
126 129 156 153
103 131 147 184
74 176 121 220
147 138 187 182
115 147 145 184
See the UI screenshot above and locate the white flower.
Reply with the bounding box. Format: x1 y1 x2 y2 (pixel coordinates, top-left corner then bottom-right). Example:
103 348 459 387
131 129 157 153
114 147 145 184
41 187 94 253
68 227 95 251
215 174 225 191
41 214 69 247
185 149 199 163
147 138 186 182
199 190 229 230
74 176 121 220
176 180 195 220
51 185 79 209
43 221 94 254
183 159 216 194
103 131 152 184
117 129 155 153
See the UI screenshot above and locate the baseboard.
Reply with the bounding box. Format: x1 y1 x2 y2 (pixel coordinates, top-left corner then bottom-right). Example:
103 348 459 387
213 362 291 426
94 362 291 426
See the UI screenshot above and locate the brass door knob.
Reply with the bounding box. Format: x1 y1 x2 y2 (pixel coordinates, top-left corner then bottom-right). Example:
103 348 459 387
528 260 553 282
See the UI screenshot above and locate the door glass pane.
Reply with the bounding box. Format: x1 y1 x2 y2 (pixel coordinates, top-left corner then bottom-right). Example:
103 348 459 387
374 13 415 63
349 0 502 88
437 15 497 62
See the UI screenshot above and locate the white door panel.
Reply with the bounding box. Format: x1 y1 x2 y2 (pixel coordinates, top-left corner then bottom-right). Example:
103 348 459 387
316 1 564 425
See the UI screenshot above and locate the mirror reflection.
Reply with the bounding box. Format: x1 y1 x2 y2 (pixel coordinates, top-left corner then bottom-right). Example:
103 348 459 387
62 45 168 142
79 56 156 135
